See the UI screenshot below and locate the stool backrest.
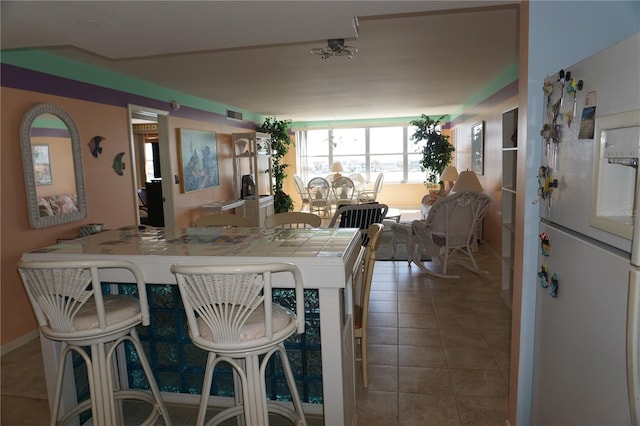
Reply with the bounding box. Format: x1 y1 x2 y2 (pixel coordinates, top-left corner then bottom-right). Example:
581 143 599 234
17 260 149 336
171 262 305 350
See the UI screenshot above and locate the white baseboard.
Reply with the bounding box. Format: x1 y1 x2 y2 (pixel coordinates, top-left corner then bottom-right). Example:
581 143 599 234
1 330 40 356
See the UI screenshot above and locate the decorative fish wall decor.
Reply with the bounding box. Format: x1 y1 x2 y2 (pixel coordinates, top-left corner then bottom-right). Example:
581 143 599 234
112 152 125 175
88 136 105 158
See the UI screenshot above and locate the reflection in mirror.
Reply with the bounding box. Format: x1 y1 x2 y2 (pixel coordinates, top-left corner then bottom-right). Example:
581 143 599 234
20 103 87 228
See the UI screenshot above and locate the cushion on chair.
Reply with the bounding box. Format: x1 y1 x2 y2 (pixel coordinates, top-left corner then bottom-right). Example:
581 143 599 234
196 303 295 342
71 295 141 331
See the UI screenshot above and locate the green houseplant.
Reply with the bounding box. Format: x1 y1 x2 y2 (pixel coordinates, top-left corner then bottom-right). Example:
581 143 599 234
410 115 455 185
258 117 294 213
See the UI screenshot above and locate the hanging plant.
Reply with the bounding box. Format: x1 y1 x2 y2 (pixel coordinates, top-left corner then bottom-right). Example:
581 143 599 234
258 117 294 213
410 114 455 185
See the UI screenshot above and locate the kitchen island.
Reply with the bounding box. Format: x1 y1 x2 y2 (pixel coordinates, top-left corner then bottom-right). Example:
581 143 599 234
22 225 363 426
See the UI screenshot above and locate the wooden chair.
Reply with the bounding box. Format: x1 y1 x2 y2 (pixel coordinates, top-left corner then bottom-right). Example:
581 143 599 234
357 173 384 203
265 211 322 228
329 203 389 245
307 177 332 217
353 223 384 388
412 191 491 278
170 262 307 426
194 214 250 227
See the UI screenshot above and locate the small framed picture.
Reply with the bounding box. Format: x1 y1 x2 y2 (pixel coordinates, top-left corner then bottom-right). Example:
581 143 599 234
32 144 53 185
177 128 219 192
471 121 484 175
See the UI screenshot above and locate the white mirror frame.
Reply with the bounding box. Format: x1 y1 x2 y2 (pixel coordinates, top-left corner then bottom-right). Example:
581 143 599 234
20 103 87 228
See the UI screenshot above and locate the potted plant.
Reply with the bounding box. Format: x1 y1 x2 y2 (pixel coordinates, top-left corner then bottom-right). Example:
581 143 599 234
410 115 455 187
258 117 294 213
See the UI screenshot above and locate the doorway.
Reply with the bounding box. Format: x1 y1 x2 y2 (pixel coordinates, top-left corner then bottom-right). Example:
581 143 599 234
127 105 173 227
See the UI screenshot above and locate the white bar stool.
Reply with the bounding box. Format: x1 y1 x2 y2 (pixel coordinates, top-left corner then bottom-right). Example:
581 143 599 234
18 260 172 426
171 262 307 426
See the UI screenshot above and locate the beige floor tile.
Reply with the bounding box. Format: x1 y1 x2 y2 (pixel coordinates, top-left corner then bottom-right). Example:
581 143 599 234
449 369 508 398
398 312 439 329
398 345 447 368
399 393 461 426
444 347 500 370
366 365 398 392
367 326 398 345
368 299 398 313
368 344 398 366
398 327 442 347
456 396 508 426
355 390 398 426
398 366 453 395
367 312 398 328
440 328 489 348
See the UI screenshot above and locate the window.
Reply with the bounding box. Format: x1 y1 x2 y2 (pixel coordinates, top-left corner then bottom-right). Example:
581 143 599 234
297 125 426 184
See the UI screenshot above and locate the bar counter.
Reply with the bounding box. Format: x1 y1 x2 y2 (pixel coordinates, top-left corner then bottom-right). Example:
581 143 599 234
22 225 364 426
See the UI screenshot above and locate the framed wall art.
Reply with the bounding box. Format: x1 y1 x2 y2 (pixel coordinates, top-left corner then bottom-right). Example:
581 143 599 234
32 144 53 185
471 121 484 175
178 129 219 192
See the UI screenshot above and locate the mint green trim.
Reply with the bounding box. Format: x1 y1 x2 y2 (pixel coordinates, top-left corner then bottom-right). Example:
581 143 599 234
33 116 67 129
1 49 266 123
2 49 516 128
291 63 518 128
448 63 519 121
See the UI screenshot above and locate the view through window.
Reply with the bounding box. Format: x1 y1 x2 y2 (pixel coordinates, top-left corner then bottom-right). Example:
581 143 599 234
296 125 426 184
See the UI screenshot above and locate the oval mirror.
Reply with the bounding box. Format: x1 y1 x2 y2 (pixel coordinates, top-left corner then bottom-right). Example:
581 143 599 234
20 103 87 228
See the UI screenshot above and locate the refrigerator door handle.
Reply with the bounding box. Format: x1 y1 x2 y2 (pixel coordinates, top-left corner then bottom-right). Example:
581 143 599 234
630 166 640 267
629 270 640 425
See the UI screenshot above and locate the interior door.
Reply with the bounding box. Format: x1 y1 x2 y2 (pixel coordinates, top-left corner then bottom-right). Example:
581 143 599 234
127 105 174 227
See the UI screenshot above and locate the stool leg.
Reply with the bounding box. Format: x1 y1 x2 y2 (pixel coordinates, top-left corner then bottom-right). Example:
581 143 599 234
125 329 173 425
274 345 306 425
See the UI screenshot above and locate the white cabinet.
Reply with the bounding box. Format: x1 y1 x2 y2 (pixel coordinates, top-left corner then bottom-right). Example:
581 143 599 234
501 108 518 309
232 132 274 227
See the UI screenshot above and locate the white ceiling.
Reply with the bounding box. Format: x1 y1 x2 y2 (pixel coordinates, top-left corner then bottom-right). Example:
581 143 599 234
1 1 520 122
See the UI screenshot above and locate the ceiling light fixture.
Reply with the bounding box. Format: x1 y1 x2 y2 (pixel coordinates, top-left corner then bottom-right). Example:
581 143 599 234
310 38 358 59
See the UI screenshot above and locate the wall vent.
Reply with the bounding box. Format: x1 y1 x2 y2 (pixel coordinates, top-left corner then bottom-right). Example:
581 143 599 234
227 109 243 121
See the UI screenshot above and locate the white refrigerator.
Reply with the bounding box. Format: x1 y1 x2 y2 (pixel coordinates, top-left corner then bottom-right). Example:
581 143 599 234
532 33 640 425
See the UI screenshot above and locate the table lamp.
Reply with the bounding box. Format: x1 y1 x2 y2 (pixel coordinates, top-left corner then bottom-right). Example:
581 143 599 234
440 166 459 193
452 170 483 193
331 162 344 178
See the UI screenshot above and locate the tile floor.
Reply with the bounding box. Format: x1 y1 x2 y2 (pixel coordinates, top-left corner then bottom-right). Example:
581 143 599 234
1 216 510 425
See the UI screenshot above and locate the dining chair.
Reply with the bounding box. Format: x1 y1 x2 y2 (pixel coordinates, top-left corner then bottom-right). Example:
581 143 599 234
170 262 307 426
293 174 311 212
307 177 332 216
265 211 322 228
332 176 356 207
353 223 384 388
412 191 491 278
357 173 384 203
194 214 250 227
329 203 389 246
17 260 173 426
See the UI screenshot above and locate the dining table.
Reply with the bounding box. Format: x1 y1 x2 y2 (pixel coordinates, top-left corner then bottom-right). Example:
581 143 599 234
22 225 364 426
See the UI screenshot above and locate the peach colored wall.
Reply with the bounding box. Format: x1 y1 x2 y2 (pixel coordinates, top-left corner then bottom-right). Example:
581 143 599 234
1 87 139 345
451 96 519 255
166 118 256 227
0 88 255 347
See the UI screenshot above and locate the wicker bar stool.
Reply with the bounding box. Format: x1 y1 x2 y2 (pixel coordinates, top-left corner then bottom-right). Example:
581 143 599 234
17 259 172 426
170 262 307 426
